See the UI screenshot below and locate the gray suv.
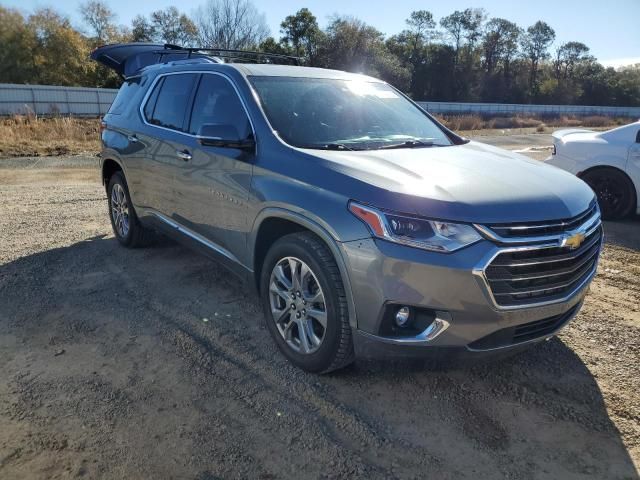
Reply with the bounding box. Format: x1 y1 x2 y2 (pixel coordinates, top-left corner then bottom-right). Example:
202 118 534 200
92 44 602 373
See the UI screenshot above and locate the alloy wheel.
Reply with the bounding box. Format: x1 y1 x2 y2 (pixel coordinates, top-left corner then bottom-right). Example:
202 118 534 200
268 256 327 354
110 183 130 238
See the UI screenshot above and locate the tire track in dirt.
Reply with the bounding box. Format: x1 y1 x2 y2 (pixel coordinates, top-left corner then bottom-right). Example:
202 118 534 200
100 246 444 478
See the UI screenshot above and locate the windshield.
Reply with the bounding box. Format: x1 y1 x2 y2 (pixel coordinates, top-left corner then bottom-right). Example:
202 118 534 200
249 76 453 150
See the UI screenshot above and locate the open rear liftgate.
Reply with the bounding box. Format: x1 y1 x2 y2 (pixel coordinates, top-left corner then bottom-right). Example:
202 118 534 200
90 43 302 78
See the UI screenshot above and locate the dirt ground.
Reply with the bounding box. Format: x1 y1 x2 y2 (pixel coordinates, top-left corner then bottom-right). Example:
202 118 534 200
1 140 639 479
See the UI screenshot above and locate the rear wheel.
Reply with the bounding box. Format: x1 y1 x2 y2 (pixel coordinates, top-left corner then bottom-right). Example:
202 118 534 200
260 232 354 373
581 168 636 220
107 171 152 247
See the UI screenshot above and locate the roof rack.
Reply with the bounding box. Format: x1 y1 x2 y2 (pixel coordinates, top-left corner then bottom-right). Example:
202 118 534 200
163 44 302 66
90 43 304 78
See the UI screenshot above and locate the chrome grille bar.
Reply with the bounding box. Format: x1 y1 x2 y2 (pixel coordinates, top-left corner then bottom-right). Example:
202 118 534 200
488 247 600 281
475 202 600 245
483 202 598 239
474 203 603 309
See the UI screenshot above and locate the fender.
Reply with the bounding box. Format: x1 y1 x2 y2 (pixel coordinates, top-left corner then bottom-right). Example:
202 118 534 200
100 152 124 178
99 149 142 208
250 206 359 329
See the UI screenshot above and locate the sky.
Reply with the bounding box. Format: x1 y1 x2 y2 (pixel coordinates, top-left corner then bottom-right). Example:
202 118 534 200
2 0 639 66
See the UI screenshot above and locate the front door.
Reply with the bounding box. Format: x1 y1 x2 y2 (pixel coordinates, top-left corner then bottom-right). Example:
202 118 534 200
172 72 255 265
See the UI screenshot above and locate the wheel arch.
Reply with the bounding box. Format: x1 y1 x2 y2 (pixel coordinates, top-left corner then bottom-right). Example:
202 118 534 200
101 157 125 187
250 208 358 329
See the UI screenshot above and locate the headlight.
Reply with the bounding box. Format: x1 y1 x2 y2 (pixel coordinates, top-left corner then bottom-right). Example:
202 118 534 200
349 202 482 252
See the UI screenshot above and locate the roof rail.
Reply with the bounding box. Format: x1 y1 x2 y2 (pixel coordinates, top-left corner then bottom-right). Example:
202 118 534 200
163 44 302 66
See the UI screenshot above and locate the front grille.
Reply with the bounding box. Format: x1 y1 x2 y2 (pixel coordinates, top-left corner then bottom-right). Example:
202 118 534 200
487 201 598 238
469 304 579 350
482 215 602 308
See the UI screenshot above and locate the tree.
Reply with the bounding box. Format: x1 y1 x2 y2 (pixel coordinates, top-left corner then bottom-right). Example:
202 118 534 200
1 4 639 107
194 0 269 49
440 9 486 62
150 7 197 46
554 41 592 79
482 18 520 75
316 16 410 90
440 8 486 100
521 21 555 99
385 11 437 98
279 8 322 62
258 37 292 55
480 18 521 101
28 8 91 86
131 14 155 42
0 7 36 84
79 0 116 42
405 10 437 50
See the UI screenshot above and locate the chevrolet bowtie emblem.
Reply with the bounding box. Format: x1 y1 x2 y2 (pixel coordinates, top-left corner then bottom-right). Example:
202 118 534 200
562 232 586 250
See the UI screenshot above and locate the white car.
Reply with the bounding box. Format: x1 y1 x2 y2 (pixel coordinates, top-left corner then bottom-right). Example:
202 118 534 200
546 121 640 219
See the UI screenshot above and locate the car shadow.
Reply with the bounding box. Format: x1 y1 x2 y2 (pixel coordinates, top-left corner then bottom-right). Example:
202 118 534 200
0 235 637 478
603 216 640 251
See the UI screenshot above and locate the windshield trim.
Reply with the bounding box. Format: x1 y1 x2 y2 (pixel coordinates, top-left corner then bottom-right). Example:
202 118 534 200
246 75 468 151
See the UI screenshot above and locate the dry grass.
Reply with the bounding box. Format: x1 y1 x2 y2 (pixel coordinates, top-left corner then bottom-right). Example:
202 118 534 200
0 115 100 157
0 113 635 158
437 114 633 134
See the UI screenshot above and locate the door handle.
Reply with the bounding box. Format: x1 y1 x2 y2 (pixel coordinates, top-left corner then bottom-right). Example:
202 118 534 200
176 150 192 161
127 134 138 143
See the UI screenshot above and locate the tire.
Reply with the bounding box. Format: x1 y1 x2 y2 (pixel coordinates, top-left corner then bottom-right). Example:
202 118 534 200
581 168 636 220
260 232 354 374
107 171 152 247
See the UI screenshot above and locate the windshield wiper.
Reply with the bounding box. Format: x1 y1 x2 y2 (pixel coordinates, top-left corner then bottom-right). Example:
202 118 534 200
297 143 358 151
376 139 436 150
322 143 355 151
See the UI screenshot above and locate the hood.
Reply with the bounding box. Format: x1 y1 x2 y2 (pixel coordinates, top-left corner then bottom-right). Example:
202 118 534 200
299 141 595 224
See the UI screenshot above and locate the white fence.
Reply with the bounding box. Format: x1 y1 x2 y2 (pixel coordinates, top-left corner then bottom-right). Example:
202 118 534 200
1 83 639 118
0 83 117 116
417 101 640 118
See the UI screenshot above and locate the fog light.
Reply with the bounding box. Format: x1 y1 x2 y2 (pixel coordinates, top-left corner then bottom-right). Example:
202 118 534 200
395 306 411 327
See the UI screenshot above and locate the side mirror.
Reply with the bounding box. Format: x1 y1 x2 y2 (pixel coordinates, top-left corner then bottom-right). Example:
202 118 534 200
197 124 255 151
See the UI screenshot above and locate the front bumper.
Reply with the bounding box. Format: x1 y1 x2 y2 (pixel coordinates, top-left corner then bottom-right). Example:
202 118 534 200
340 237 595 358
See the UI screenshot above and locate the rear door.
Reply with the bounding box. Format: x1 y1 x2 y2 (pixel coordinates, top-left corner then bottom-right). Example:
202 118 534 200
171 72 255 263
136 72 199 217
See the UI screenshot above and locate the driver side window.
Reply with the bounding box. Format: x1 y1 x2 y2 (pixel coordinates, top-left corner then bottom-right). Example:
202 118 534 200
188 74 252 139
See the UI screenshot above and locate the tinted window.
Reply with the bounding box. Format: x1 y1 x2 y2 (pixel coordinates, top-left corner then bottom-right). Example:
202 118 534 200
145 74 197 131
188 74 252 139
250 76 452 150
143 77 163 119
109 77 143 115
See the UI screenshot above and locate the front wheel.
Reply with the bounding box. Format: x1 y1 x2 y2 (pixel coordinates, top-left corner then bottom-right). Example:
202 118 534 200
260 232 354 373
581 168 636 220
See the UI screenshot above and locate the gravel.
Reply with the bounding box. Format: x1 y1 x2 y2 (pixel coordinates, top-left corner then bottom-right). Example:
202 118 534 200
0 155 638 479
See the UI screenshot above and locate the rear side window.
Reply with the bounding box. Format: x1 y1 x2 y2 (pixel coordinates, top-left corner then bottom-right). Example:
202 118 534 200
144 74 197 132
188 74 252 139
143 77 163 119
108 77 143 115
